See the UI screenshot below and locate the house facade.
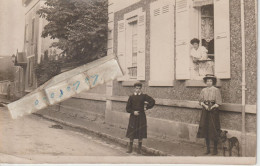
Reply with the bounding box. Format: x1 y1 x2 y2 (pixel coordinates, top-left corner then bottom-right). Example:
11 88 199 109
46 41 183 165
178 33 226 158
106 0 257 156
15 0 60 93
36 0 257 157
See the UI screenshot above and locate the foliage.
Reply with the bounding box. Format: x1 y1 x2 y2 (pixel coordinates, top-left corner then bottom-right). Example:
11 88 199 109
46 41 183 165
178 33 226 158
0 67 15 81
37 0 108 65
35 60 61 85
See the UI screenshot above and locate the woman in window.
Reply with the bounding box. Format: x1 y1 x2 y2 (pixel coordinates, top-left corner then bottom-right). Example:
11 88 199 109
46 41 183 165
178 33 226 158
190 38 214 78
197 74 222 155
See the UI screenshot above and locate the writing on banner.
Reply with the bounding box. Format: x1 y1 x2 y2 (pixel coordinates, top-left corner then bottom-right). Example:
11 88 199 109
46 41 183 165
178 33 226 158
35 74 98 106
7 56 123 119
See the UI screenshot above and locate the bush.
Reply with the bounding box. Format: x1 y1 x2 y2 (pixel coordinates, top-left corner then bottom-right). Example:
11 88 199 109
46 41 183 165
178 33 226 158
35 60 61 85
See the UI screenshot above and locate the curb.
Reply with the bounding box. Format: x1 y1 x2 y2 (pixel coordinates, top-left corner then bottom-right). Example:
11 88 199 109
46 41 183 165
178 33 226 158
33 113 168 156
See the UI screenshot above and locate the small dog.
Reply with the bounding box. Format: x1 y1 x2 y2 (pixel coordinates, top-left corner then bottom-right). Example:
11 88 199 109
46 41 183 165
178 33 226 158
219 130 240 157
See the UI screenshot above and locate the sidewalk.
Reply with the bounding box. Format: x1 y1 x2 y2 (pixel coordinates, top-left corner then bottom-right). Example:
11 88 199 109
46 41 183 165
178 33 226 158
34 111 223 157
1 95 225 157
1 97 224 157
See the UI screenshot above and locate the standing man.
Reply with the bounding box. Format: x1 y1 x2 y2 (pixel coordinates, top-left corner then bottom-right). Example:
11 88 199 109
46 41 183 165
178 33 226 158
126 82 155 154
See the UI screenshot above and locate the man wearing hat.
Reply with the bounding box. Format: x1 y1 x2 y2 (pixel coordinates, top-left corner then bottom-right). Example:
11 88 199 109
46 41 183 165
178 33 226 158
197 74 222 155
126 82 155 154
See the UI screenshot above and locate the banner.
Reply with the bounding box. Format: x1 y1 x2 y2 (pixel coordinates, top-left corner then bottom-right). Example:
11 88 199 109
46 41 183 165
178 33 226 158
7 55 123 119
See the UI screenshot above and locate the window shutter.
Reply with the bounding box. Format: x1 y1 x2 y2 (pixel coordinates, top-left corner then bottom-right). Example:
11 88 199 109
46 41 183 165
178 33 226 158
176 0 190 80
150 0 175 86
214 0 231 79
117 20 126 81
137 12 146 81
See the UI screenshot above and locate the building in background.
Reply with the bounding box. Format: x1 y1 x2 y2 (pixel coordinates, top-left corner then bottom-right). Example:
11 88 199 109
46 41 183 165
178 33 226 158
14 0 60 93
0 55 22 100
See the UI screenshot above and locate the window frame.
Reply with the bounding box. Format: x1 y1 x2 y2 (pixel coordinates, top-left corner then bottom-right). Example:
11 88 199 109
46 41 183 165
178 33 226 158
199 4 214 56
117 8 145 84
126 18 138 80
189 3 215 81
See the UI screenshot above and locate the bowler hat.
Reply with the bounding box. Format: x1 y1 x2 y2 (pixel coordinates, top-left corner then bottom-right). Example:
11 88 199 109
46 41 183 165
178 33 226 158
134 82 142 87
203 74 217 84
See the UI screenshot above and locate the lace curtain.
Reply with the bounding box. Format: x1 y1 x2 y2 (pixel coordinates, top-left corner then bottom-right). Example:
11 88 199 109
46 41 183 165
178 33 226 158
201 5 214 42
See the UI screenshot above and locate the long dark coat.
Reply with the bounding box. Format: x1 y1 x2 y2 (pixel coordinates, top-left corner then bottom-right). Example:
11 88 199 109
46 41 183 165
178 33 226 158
126 93 155 139
196 86 222 141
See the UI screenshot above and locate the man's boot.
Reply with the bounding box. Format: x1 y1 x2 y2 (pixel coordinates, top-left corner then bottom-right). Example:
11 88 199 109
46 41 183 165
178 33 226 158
212 140 218 155
126 141 133 153
137 141 142 154
204 138 210 155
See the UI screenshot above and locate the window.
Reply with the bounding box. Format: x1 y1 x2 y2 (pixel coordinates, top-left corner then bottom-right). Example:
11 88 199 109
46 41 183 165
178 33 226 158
176 0 230 81
117 8 146 81
128 20 138 79
31 18 35 44
200 5 214 55
24 24 28 43
28 57 34 87
190 4 214 80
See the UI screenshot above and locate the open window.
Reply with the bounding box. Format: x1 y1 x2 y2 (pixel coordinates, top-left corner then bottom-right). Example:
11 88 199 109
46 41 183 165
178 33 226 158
176 0 230 81
190 3 215 80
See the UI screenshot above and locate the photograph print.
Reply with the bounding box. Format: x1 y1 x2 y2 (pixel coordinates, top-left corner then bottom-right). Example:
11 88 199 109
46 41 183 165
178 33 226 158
0 0 257 164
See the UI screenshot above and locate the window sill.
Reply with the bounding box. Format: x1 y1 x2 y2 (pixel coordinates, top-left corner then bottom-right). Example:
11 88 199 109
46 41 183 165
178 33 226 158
148 80 174 87
185 79 222 87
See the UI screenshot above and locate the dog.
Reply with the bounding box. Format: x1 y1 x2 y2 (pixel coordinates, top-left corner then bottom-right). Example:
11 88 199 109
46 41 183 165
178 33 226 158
219 130 240 157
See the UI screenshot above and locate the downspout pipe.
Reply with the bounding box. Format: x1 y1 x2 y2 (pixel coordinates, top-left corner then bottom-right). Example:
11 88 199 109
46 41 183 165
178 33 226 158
240 0 246 157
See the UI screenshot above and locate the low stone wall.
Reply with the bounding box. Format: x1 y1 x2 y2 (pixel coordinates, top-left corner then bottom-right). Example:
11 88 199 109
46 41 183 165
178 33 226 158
38 97 106 124
109 100 256 157
37 93 256 157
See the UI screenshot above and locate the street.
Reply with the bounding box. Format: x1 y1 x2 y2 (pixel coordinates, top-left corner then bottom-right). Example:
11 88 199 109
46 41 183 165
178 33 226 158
0 106 132 163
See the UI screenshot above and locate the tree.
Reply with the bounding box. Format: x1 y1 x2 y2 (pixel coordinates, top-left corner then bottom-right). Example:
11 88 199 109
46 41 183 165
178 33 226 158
0 67 15 81
35 60 61 85
37 0 108 65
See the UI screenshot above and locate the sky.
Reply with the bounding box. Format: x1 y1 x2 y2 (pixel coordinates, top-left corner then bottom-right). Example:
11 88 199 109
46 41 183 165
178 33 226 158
0 0 25 56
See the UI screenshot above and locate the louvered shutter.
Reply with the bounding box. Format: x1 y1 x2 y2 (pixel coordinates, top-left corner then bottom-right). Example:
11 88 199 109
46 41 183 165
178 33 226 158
176 0 190 80
117 20 126 81
125 21 133 80
214 0 231 79
137 12 146 80
150 0 175 85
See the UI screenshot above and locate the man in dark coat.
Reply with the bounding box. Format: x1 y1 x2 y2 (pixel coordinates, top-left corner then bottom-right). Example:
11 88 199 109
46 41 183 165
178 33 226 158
126 82 155 154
